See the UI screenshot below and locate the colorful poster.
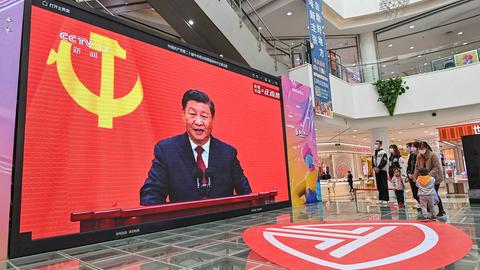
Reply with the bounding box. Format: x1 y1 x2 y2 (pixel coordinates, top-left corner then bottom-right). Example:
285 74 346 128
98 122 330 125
306 0 332 118
282 77 320 206
454 50 479 67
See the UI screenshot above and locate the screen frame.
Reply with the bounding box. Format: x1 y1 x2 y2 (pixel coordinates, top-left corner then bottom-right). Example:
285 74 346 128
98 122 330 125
9 0 292 258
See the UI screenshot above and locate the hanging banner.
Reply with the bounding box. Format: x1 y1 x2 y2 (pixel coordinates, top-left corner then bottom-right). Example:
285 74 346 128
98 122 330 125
306 0 333 118
282 77 321 206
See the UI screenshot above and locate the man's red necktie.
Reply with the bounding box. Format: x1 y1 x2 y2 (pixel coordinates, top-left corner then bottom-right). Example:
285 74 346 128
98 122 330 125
195 146 206 185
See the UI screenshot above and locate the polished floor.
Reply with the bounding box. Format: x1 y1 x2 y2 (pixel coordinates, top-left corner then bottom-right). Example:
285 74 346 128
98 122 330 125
2 189 479 270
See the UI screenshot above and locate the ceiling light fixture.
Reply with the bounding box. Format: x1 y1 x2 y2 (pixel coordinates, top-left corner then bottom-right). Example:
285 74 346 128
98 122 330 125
388 44 393 47
391 71 395 74
286 11 292 16
463 42 468 45
188 19 194 25
219 54 224 58
419 122 425 126
417 55 422 58
258 26 262 30
458 31 463 35
409 46 414 49
382 64 387 68
409 25 415 29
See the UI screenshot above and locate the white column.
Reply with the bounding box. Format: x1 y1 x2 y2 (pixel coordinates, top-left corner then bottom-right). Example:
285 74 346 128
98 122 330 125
370 128 390 153
359 32 379 82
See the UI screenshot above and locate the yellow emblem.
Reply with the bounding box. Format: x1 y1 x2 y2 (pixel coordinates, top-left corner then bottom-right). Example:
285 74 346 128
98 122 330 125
47 33 143 129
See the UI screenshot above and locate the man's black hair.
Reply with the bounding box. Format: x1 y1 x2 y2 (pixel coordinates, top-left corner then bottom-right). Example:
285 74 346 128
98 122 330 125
182 89 215 117
375 140 383 145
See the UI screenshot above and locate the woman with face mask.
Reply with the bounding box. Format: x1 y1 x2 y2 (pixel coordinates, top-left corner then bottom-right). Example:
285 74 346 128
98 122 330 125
414 141 446 217
406 142 420 205
388 144 406 179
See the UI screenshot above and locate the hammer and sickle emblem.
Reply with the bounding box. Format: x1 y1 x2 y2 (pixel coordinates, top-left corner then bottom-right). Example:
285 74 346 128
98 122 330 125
47 33 143 129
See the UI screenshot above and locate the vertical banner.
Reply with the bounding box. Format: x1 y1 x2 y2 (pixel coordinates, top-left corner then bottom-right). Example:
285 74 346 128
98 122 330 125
306 0 333 118
282 76 320 206
0 0 24 260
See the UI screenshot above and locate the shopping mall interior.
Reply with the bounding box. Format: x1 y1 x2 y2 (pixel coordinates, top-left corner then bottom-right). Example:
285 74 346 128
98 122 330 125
1 0 480 269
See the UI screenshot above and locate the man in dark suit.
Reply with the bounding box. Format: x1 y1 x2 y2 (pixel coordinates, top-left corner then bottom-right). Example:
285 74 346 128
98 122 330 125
140 89 252 205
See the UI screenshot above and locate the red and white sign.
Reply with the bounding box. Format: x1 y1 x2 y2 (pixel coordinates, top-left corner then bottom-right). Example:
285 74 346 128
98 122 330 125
243 221 472 270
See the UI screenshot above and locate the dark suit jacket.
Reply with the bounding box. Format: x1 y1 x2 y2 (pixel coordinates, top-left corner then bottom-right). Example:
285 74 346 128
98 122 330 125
140 133 252 205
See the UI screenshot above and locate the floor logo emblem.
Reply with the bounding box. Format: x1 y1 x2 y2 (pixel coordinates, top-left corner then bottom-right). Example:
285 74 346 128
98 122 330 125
243 221 471 270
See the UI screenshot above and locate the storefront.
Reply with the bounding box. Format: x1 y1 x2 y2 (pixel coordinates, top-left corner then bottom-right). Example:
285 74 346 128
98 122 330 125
438 122 480 199
317 143 373 179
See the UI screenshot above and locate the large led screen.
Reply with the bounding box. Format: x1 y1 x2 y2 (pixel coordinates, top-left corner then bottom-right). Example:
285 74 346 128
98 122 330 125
10 0 289 256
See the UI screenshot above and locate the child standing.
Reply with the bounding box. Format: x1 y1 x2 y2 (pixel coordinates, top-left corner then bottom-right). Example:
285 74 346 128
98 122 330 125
416 168 437 221
391 168 405 208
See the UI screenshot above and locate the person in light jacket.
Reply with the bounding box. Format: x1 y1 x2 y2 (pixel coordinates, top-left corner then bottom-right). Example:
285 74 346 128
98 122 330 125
414 141 446 217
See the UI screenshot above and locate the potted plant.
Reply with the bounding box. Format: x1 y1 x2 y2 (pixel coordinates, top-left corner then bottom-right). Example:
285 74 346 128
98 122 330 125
373 77 410 116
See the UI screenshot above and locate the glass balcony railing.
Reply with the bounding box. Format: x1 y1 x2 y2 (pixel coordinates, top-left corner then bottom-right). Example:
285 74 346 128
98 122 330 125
225 0 480 83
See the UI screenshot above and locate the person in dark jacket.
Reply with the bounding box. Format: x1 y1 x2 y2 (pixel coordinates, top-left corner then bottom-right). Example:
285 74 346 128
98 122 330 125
406 142 420 204
347 171 354 192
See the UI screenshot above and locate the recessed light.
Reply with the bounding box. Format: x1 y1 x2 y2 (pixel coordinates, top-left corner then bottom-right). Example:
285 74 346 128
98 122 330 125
424 63 428 66
188 19 194 25
382 64 387 68
296 58 300 61
458 31 463 35
353 129 358 132
388 44 393 47
398 131 403 134
286 11 292 16
219 54 223 57
463 42 468 45
417 55 422 58
424 130 429 133
409 46 414 49
419 123 425 126
353 135 357 138
409 25 415 29
391 71 395 74
258 26 262 30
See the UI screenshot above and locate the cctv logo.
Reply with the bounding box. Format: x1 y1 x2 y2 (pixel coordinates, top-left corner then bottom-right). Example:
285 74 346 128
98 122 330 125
243 221 472 270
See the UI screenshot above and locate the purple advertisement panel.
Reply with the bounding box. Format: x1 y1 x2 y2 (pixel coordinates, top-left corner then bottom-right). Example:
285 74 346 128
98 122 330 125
0 0 24 260
281 76 321 207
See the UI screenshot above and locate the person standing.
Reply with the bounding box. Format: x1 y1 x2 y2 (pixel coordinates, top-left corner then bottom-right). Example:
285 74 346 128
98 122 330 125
414 141 446 217
406 142 420 206
391 168 405 208
372 140 389 203
347 171 354 192
416 168 437 221
388 144 406 178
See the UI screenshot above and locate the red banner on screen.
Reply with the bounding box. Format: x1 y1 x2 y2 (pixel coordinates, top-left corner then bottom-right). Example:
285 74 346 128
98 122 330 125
20 6 288 239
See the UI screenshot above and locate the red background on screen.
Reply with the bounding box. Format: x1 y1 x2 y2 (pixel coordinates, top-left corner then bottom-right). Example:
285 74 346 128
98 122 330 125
20 6 288 239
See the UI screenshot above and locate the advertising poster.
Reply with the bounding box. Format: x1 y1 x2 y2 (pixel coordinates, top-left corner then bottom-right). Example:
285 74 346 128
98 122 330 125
306 0 333 118
11 0 290 256
454 49 479 67
282 77 320 206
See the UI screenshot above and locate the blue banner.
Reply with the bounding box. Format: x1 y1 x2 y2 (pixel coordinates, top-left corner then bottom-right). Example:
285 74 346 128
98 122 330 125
306 0 333 118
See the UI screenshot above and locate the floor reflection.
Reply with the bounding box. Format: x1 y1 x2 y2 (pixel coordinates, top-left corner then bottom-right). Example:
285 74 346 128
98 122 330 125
4 192 479 270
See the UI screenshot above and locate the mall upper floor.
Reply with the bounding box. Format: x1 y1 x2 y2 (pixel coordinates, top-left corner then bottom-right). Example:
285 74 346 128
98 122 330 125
73 0 480 83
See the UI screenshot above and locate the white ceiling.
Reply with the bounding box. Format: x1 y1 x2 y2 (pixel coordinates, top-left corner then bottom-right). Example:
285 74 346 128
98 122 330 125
315 103 480 147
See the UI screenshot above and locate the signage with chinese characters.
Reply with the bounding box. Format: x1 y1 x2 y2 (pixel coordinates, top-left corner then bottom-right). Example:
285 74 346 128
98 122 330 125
438 122 480 141
306 0 332 118
253 83 281 100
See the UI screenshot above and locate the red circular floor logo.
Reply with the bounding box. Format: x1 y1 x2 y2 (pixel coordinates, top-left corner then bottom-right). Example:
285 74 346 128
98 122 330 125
243 220 471 270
